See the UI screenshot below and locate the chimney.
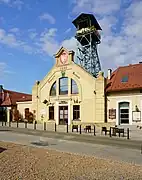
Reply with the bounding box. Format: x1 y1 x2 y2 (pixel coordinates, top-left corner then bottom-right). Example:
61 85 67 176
108 69 112 80
0 85 3 104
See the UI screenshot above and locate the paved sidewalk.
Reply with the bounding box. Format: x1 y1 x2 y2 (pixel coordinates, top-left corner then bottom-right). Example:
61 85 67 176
0 126 142 150
0 131 142 165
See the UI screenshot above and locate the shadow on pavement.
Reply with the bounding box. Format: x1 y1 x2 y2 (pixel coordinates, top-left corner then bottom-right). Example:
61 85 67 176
31 141 57 147
0 147 7 153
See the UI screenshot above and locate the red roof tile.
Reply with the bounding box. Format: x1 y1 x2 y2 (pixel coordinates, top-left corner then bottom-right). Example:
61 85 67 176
1 92 11 106
106 63 142 92
0 89 32 106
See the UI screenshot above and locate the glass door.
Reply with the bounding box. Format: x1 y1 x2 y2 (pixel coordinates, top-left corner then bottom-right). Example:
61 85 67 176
59 106 68 125
119 102 129 124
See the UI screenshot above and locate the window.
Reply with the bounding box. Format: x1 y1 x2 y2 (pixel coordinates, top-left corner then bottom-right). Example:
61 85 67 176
50 81 56 96
25 108 29 119
121 75 128 82
49 106 54 120
119 102 129 124
59 77 68 95
73 105 80 120
71 79 79 94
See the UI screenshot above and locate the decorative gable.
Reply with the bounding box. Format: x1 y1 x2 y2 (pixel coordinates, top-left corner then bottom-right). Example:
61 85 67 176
55 47 75 67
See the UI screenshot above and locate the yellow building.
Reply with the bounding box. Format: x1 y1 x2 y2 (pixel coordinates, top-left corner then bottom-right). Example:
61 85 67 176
4 47 142 127
32 47 105 125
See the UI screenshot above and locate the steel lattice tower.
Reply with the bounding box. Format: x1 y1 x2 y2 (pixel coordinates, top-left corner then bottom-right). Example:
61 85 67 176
72 13 102 77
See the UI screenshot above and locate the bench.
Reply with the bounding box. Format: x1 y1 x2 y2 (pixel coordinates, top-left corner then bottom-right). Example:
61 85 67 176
84 125 91 133
101 127 110 135
72 125 78 132
112 127 125 137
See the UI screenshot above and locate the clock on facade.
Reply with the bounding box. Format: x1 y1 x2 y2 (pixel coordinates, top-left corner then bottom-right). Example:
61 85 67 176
60 51 68 65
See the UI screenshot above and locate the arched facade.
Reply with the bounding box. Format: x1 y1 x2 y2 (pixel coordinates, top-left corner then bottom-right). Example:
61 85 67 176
32 47 105 125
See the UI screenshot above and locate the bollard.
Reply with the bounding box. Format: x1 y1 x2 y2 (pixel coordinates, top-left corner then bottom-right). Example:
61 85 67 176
109 127 112 137
55 123 56 132
34 121 36 130
25 122 27 128
17 121 19 128
79 125 81 134
43 122 46 131
66 123 68 133
127 128 129 139
2 120 3 126
4 121 6 126
93 125 95 135
9 121 11 127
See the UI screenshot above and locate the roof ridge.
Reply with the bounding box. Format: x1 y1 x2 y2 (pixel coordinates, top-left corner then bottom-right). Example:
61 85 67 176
119 63 142 69
4 89 31 96
110 67 120 90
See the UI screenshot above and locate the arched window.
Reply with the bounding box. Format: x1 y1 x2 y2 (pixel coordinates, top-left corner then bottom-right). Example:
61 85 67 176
119 102 129 124
59 77 68 95
50 81 56 96
71 79 79 94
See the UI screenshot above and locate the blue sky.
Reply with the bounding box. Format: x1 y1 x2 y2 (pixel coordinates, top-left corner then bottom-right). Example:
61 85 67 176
0 0 142 94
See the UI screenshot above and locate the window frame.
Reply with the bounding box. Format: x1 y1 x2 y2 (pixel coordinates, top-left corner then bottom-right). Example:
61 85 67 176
71 79 79 94
50 81 56 96
73 105 80 120
121 75 128 83
59 77 68 95
49 106 54 120
119 102 129 124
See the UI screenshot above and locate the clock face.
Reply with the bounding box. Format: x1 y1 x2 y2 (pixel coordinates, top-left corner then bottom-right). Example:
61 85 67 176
60 51 68 64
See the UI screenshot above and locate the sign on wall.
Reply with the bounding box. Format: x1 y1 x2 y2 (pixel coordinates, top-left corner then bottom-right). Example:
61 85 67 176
132 111 141 122
40 109 46 115
59 101 68 104
109 108 116 119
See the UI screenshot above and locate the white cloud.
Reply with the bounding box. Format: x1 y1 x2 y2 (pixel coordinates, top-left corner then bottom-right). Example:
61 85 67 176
39 13 56 24
9 28 19 33
13 0 23 10
69 0 142 72
71 0 120 15
61 37 76 52
29 32 38 40
39 28 58 56
65 28 71 34
0 62 14 77
0 29 19 47
0 0 24 10
0 0 141 72
0 28 37 54
0 0 10 3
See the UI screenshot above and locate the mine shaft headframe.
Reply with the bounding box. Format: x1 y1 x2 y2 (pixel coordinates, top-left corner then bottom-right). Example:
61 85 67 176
72 13 102 45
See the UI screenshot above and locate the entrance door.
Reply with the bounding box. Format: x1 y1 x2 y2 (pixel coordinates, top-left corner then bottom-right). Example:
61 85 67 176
59 106 68 125
0 107 7 122
119 102 129 124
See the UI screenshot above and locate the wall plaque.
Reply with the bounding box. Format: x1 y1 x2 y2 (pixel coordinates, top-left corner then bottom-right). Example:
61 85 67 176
109 109 116 119
132 111 141 122
59 101 68 104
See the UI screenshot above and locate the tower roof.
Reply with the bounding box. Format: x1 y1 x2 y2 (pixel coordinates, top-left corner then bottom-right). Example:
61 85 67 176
72 13 102 30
